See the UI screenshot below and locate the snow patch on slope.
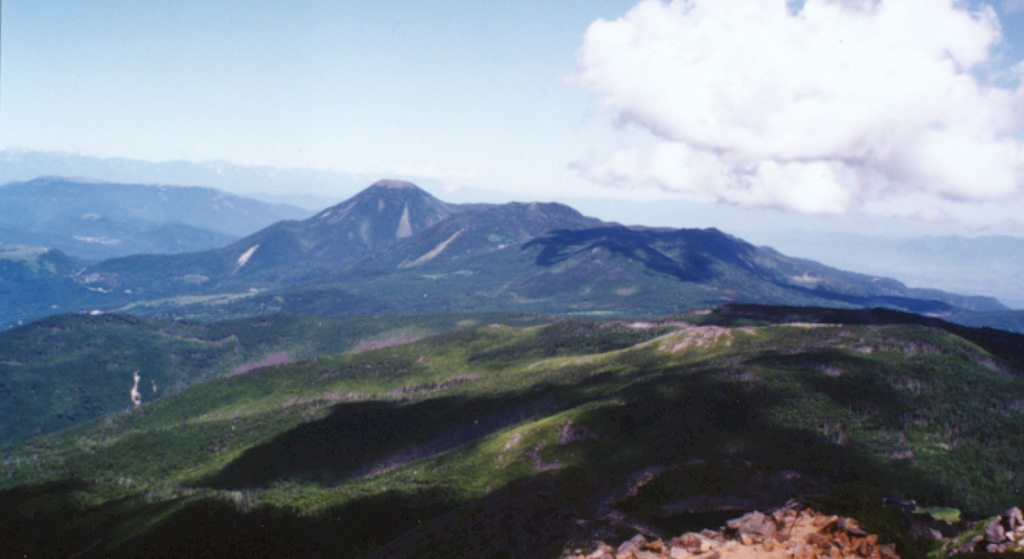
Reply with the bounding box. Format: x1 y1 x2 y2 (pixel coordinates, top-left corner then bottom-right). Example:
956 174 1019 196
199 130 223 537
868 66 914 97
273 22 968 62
359 221 371 243
319 201 356 223
130 371 142 408
396 203 413 238
402 229 464 268
237 244 259 268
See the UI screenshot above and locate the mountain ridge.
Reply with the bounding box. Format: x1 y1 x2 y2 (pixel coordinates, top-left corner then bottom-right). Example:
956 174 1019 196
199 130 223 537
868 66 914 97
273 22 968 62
0 177 1015 331
743 230 1024 310
0 176 311 260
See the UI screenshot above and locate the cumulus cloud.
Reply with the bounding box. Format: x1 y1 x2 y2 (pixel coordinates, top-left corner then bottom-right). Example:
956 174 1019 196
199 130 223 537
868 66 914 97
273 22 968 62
572 0 1024 214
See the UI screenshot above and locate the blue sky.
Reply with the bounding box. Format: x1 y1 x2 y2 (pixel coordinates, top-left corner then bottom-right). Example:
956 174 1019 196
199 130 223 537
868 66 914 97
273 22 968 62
5 0 1024 236
2 1 636 192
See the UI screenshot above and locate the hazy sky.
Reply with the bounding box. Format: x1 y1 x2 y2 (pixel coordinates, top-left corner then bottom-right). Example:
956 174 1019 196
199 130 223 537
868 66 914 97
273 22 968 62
5 0 1024 235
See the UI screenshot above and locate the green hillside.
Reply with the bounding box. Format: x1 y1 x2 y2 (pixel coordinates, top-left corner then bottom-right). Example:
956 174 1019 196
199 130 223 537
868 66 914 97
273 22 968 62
0 244 107 330
0 311 547 445
3 306 1024 557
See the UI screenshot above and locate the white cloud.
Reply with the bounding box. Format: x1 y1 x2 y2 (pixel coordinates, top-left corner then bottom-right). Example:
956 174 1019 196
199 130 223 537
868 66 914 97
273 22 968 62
909 207 953 223
573 0 1024 214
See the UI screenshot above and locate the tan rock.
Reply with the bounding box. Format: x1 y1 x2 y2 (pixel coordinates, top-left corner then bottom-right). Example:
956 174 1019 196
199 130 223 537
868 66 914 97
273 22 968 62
814 515 839 529
642 539 665 553
986 518 1007 544
806 532 832 550
702 529 726 542
840 517 867 537
788 543 808 559
728 511 778 543
602 507 900 559
671 533 703 552
618 534 648 559
588 543 615 558
1007 507 1024 532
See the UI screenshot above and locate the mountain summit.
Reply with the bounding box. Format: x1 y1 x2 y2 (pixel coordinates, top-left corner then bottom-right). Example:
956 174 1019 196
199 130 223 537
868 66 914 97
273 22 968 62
367 178 419 189
310 178 453 247
76 179 458 293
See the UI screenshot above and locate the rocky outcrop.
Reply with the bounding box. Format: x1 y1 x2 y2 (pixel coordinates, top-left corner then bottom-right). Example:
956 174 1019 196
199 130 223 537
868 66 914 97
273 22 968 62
563 506 898 559
950 506 1024 555
568 503 1024 559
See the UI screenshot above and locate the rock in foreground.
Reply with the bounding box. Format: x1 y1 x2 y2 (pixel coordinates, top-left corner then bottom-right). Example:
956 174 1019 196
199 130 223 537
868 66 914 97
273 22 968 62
565 507 899 559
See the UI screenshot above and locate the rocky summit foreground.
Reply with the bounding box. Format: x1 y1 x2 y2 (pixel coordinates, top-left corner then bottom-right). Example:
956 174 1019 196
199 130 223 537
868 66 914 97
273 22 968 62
573 504 1024 559
566 506 899 559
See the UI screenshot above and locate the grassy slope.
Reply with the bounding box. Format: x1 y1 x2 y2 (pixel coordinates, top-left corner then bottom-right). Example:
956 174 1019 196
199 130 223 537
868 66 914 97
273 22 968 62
3 309 1024 558
0 311 549 445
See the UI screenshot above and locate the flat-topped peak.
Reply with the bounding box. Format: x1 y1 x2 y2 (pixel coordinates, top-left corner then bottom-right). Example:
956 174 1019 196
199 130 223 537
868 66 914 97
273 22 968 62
369 179 418 190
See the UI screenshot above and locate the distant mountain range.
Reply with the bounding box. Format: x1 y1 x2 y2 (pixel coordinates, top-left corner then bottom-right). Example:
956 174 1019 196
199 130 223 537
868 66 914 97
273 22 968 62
6 149 1022 311
0 149 375 208
1 177 1017 332
0 176 311 261
746 230 1024 310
